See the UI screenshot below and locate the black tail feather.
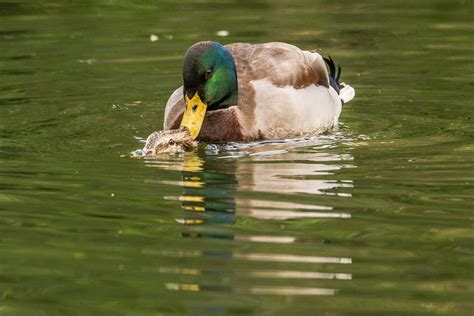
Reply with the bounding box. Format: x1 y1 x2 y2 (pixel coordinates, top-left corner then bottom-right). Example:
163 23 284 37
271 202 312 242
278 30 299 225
323 55 342 94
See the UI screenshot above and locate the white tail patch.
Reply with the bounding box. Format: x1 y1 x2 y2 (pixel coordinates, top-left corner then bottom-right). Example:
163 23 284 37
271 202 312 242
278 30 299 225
339 83 355 104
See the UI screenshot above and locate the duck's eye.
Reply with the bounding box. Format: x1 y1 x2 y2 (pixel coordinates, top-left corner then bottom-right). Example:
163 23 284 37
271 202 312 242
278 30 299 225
205 69 212 79
168 138 175 146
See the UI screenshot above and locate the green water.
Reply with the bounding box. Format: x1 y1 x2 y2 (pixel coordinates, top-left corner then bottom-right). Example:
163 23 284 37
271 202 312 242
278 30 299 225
1 0 473 315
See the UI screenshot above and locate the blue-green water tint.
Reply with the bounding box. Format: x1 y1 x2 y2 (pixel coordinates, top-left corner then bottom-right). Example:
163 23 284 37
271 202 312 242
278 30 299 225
1 0 473 314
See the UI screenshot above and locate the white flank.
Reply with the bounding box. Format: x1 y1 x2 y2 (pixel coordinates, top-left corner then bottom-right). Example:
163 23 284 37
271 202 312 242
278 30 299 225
251 78 342 139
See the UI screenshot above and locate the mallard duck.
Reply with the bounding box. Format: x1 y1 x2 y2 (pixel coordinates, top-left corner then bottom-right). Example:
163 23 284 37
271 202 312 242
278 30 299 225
163 41 355 142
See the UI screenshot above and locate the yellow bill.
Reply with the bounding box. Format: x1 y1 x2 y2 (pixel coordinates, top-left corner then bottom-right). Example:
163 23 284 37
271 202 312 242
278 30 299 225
180 92 207 140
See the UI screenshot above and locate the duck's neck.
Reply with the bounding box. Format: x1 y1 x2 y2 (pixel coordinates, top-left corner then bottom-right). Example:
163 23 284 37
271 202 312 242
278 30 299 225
208 87 238 110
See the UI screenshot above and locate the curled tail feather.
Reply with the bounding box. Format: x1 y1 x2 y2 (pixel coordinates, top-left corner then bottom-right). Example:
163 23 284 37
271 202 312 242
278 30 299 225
323 55 355 104
323 55 342 93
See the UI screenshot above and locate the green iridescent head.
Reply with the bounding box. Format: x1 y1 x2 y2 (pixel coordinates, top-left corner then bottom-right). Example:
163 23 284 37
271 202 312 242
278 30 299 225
182 41 238 111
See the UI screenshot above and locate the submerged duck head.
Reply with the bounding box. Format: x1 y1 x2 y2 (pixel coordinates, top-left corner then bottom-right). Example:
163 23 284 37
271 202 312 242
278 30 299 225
181 41 238 139
142 127 197 155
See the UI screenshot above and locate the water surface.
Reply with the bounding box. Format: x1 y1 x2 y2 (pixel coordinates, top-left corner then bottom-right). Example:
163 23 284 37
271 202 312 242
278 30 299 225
1 0 473 315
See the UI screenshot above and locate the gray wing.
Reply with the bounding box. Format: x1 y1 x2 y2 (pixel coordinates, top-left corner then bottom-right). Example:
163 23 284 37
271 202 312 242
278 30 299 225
163 86 184 130
226 42 329 89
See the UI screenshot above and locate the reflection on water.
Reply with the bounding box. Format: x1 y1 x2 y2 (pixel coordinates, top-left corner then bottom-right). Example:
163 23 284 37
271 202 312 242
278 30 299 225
165 283 338 296
143 137 354 296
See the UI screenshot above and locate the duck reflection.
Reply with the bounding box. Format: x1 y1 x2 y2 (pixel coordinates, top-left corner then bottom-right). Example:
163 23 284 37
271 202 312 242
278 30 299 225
176 153 238 226
144 138 355 297
144 139 355 227
175 144 353 225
